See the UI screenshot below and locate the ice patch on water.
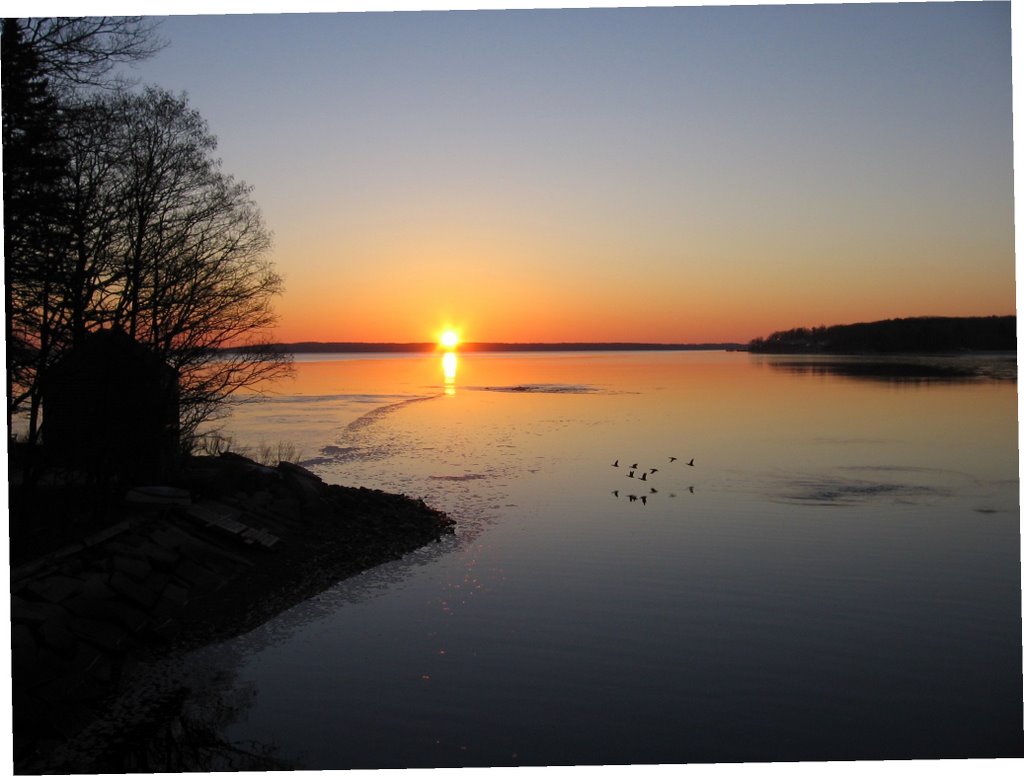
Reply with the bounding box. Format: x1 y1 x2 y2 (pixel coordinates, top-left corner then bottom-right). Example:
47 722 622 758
301 445 361 467
300 391 547 542
344 394 441 432
467 383 599 394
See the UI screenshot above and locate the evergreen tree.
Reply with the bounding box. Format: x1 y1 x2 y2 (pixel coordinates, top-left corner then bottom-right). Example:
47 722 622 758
2 17 68 442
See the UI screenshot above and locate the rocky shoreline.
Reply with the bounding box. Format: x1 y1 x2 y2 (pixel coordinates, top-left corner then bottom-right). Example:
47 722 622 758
10 454 455 772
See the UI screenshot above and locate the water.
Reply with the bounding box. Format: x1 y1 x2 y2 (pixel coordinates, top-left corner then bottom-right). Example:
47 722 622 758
172 351 1021 766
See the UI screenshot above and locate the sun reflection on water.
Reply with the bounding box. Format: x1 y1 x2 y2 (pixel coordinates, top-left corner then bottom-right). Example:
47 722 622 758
442 352 457 395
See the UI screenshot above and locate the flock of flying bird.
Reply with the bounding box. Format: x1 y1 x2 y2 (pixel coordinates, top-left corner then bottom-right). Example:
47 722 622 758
610 456 695 504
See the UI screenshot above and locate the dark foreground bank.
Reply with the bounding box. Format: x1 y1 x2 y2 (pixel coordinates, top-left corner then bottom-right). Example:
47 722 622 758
9 453 455 773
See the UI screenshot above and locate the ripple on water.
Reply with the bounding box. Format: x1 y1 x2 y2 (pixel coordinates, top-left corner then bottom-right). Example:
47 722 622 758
769 471 951 507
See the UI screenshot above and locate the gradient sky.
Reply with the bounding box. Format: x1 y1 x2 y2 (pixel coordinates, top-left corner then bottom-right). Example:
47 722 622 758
34 2 1020 343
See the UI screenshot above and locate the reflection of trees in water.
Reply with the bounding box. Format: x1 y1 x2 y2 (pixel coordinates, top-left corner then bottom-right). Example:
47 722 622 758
91 535 457 773
31 660 295 773
758 354 1016 383
100 683 290 773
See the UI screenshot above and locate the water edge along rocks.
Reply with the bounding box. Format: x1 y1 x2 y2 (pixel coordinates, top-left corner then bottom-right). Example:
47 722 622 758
10 453 455 772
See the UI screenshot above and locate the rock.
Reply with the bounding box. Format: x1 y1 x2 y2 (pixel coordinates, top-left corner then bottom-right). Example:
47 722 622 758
10 558 51 586
281 471 324 505
146 569 171 596
82 521 130 547
278 460 321 481
59 557 85 576
158 581 191 609
177 532 253 570
108 572 159 609
80 574 116 601
12 694 48 736
48 699 101 738
112 555 153 581
12 624 36 650
149 525 194 550
249 489 273 506
40 617 77 654
73 643 114 683
13 645 75 689
25 574 84 604
272 496 302 520
172 558 221 591
185 500 244 527
136 541 179 569
35 671 107 708
149 617 182 641
125 486 191 506
69 617 130 652
64 595 150 634
240 527 280 549
11 597 66 625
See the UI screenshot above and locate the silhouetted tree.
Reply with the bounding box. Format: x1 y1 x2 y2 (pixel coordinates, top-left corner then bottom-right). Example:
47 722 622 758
96 88 289 443
37 88 289 446
19 16 164 92
3 18 68 442
5 18 290 452
748 316 1016 354
5 15 165 443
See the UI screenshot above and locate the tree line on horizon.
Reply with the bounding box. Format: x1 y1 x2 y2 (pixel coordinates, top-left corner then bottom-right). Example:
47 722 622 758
3 16 290 450
747 315 1016 354
228 341 746 354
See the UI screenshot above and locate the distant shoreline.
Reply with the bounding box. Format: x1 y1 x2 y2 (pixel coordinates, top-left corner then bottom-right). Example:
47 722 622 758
232 342 747 354
747 315 1015 355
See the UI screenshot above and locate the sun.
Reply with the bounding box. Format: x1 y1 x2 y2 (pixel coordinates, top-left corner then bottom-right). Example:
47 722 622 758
439 330 460 350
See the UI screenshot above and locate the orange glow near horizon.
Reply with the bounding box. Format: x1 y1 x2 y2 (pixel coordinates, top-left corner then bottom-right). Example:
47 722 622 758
269 287 1017 346
266 219 1014 346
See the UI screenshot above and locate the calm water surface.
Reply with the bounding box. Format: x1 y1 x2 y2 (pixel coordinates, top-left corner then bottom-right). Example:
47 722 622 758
173 351 1020 766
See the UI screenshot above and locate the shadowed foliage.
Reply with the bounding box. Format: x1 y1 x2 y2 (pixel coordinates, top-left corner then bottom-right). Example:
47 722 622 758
4 17 290 455
748 315 1015 354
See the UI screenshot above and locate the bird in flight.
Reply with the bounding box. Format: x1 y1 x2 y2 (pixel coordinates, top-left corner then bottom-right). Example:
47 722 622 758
649 468 659 474
629 463 638 469
628 470 635 478
687 458 695 466
668 457 677 462
612 460 619 467
640 472 648 481
612 490 619 498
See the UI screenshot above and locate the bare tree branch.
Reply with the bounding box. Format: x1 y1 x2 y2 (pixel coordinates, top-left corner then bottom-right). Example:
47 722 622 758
21 16 165 91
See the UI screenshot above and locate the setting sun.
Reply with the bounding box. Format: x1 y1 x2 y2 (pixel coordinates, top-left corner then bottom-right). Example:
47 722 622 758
439 330 460 349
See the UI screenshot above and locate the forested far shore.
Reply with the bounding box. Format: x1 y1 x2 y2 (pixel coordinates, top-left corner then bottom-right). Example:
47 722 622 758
748 316 1015 354
226 341 746 354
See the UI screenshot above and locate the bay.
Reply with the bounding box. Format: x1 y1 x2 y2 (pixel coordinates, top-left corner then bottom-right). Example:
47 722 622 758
164 350 1022 766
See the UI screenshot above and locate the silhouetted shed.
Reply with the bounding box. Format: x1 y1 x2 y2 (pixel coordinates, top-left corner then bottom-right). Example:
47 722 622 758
43 328 180 481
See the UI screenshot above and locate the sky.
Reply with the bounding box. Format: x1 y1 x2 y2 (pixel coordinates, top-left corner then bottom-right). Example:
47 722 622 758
16 2 1019 344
